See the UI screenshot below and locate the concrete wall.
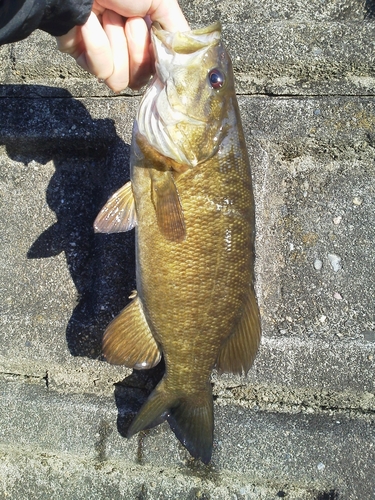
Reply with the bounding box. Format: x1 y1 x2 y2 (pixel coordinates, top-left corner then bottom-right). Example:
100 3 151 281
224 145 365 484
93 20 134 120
0 1 374 498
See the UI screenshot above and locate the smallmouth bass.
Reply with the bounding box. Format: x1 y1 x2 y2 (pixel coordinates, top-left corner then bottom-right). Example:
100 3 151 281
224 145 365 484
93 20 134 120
94 22 261 463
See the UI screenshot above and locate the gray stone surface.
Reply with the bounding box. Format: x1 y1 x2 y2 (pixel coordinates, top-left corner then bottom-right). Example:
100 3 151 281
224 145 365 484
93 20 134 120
0 1 374 498
3 5 375 97
180 0 375 23
1 378 374 499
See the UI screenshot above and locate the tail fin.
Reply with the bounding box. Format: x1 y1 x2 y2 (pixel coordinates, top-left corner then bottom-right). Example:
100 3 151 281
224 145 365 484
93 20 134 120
127 380 214 464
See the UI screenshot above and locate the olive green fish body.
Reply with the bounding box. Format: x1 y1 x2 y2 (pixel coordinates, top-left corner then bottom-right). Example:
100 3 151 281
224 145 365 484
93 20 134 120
133 110 255 385
94 22 261 463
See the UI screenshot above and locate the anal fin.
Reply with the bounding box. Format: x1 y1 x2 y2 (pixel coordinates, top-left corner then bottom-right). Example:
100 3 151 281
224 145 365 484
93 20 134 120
102 296 161 369
216 285 261 375
94 181 137 233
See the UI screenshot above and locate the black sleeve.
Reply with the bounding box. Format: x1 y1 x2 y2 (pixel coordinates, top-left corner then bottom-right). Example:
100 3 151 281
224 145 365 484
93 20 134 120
0 0 94 45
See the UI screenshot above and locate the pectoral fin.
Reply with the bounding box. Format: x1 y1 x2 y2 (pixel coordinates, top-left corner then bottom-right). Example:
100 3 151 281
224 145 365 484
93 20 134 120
94 181 137 233
102 296 161 369
150 170 186 242
216 286 261 375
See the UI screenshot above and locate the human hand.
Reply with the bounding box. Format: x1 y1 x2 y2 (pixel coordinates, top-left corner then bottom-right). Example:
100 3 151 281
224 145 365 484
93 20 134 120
56 0 189 92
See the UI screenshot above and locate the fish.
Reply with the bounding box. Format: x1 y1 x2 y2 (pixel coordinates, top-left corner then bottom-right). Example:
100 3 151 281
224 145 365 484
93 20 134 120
94 21 261 464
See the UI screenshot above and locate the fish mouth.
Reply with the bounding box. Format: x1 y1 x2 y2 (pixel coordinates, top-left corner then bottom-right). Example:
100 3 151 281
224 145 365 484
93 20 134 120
137 22 224 166
150 21 222 119
149 23 222 128
152 21 221 54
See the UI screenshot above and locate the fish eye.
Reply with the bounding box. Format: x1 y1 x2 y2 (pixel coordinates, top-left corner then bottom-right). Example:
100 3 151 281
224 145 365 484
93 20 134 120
208 69 225 90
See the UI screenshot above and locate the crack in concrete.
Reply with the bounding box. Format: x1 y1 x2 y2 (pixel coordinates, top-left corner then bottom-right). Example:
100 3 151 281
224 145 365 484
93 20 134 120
214 382 375 420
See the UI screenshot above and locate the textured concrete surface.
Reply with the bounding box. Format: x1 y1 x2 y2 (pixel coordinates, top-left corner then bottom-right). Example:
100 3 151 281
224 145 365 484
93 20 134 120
1 377 374 499
0 1 374 498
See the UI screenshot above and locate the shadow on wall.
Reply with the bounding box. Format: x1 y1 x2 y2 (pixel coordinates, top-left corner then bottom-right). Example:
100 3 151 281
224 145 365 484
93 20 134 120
0 84 135 358
365 0 375 18
0 84 166 437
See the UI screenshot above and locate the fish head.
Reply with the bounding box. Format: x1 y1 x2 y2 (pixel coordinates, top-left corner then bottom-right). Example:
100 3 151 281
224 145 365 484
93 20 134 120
137 22 235 168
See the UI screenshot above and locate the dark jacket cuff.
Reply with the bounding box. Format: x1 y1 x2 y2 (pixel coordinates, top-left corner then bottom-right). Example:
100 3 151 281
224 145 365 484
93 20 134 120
0 0 94 45
40 0 94 37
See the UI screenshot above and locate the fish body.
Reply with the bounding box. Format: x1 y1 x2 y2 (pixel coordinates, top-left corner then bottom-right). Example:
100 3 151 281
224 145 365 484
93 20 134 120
94 22 261 463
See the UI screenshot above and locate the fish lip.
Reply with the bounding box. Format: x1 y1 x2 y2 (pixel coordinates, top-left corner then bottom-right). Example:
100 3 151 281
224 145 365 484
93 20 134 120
152 20 221 36
150 23 171 49
151 21 222 53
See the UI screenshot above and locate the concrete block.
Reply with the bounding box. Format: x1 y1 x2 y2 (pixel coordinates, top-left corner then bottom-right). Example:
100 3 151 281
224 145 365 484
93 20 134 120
1 378 374 499
180 0 374 23
2 8 375 97
1 91 373 392
0 1 374 497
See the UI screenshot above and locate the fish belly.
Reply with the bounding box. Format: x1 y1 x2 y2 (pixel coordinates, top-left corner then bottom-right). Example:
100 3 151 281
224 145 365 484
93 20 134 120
133 144 255 389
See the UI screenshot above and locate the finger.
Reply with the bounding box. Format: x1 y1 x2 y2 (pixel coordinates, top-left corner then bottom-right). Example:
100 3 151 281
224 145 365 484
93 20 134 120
95 0 190 32
78 12 114 80
148 0 190 32
102 10 130 92
56 25 82 56
125 17 152 90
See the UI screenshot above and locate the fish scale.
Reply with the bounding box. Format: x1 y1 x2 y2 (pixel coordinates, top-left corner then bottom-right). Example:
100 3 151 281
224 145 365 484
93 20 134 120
94 21 261 463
